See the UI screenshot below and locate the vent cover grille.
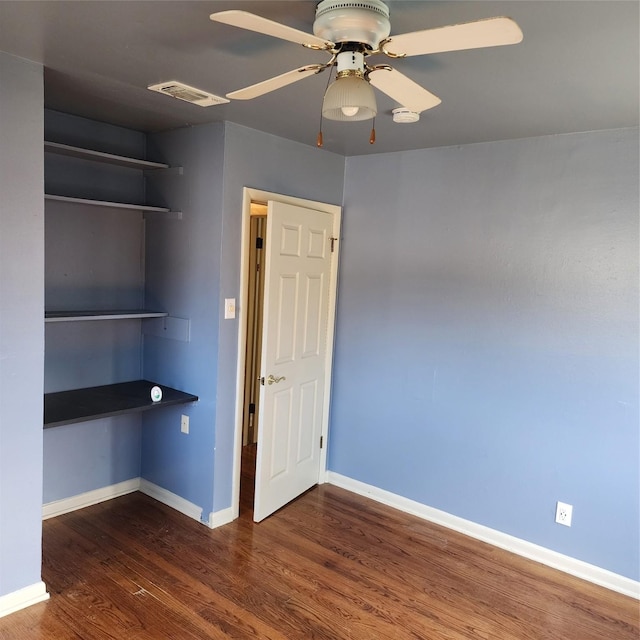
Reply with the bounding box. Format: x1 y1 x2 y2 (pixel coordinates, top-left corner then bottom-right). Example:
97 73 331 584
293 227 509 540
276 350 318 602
148 81 229 107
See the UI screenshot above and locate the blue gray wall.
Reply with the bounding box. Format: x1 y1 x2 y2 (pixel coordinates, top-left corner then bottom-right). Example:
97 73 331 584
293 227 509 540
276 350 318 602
0 53 44 596
329 128 639 580
143 122 345 518
142 123 226 516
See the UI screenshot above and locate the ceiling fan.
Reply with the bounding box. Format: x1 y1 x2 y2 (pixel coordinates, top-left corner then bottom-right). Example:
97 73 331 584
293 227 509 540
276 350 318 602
210 1 523 141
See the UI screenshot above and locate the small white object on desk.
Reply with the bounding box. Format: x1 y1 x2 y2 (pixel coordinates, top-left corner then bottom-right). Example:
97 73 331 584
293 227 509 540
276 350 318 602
150 386 162 402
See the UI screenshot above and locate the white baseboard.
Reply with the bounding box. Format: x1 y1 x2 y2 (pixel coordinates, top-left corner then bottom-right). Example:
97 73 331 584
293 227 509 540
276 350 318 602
139 479 203 523
0 581 49 618
42 478 141 520
327 471 640 600
207 506 235 529
43 478 204 526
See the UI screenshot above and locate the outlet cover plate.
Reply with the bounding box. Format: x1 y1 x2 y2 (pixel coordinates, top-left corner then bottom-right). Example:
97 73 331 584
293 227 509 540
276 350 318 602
555 501 573 526
224 298 236 320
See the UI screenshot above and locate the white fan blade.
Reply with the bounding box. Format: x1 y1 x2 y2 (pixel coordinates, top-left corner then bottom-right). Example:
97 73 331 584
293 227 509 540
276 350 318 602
369 67 441 113
210 10 332 49
227 65 324 100
383 16 523 58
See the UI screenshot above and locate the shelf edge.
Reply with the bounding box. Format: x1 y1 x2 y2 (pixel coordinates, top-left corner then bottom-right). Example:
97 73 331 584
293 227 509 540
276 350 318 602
45 194 172 213
44 380 199 429
45 311 169 323
44 141 169 170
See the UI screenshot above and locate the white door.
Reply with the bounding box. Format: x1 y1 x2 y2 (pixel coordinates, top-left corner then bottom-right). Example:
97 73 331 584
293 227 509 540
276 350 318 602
253 200 334 522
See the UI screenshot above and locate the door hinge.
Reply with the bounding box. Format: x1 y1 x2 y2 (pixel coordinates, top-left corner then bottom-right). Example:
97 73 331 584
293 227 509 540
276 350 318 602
330 237 338 252
256 236 264 249
320 435 324 449
248 403 255 415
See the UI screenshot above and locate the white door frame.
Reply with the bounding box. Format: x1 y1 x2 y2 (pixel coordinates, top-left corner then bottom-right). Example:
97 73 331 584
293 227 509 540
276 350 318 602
230 187 342 519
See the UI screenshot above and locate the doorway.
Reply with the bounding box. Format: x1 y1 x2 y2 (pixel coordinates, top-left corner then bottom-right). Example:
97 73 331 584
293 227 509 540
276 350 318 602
239 206 267 514
232 189 342 522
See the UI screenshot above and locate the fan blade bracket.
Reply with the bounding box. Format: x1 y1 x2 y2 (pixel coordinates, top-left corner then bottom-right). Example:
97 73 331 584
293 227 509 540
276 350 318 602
300 64 328 75
367 64 393 74
377 39 406 59
303 42 335 52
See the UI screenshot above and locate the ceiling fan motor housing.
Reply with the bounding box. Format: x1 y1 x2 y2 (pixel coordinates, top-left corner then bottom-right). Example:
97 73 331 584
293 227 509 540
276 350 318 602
314 0 391 49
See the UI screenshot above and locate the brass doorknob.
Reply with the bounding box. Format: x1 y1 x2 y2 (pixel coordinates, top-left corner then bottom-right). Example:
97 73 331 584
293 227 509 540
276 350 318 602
266 374 286 385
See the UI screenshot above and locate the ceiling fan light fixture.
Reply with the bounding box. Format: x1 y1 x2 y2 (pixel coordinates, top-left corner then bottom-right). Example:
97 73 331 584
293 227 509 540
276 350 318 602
322 72 377 121
210 6 523 132
322 50 376 121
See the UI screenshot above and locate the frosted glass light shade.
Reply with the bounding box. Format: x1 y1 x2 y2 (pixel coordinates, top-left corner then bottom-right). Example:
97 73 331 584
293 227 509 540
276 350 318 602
322 75 377 121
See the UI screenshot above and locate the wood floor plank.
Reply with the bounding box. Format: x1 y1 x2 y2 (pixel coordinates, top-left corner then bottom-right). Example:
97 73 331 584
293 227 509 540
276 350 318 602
57 506 288 639
0 482 637 639
281 487 637 639
44 529 223 640
256 495 532 638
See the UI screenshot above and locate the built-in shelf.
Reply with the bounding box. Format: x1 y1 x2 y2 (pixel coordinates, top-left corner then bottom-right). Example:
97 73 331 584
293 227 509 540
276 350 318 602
43 139 191 431
45 193 176 214
45 310 169 323
44 380 198 429
44 141 170 170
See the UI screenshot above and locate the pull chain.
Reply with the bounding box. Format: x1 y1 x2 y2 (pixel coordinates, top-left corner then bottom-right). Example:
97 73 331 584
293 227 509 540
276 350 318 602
317 67 335 148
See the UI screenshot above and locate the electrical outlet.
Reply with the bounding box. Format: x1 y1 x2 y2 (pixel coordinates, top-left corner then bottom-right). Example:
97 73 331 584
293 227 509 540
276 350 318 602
555 501 573 527
180 414 189 434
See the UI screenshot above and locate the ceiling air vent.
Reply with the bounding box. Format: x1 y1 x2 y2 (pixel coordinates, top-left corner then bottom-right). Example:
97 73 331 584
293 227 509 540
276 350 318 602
147 81 229 107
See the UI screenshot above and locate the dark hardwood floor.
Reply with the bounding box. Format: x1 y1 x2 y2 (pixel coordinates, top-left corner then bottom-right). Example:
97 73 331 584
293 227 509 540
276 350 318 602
1 450 637 638
239 442 257 516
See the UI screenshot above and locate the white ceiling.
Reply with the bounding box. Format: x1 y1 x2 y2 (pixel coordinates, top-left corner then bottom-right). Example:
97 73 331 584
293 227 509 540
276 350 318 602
0 1 637 155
